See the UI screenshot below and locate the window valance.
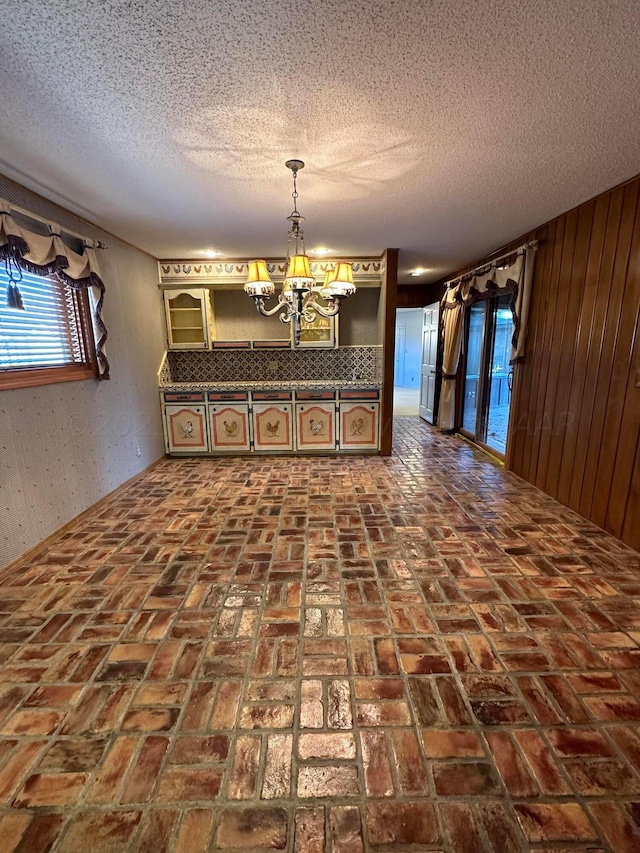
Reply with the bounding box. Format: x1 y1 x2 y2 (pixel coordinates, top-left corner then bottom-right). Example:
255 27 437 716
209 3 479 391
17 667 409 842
0 199 109 379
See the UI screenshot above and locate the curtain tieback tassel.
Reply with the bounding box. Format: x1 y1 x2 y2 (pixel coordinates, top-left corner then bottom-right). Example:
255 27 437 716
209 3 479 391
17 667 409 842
6 281 25 311
5 255 25 310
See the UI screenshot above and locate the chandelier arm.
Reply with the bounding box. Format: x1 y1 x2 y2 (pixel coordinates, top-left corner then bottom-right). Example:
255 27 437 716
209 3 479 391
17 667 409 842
302 305 317 324
304 297 342 318
253 296 289 318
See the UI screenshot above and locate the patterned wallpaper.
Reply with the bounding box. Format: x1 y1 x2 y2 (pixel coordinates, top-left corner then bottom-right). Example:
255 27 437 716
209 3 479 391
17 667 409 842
161 347 383 384
0 175 166 571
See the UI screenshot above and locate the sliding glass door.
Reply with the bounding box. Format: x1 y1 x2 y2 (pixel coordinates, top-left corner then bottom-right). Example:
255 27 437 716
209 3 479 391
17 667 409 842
462 303 484 434
461 294 513 455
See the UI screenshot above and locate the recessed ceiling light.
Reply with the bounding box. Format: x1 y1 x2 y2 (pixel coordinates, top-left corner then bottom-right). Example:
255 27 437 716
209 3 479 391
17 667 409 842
311 247 331 256
203 249 221 257
410 267 428 276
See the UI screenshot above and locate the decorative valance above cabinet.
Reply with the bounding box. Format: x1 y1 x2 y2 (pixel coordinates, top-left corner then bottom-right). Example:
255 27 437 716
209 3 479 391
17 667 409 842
158 257 385 288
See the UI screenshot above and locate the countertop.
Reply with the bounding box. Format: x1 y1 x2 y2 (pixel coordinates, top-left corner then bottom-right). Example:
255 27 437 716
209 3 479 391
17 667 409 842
160 379 382 392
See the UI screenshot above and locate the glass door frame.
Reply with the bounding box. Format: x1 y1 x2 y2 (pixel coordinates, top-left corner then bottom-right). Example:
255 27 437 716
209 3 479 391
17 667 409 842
458 296 510 459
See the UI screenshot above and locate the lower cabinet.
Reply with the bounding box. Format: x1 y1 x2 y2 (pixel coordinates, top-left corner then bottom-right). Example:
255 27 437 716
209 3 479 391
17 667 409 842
162 388 380 454
209 403 251 452
253 403 294 451
339 402 380 450
164 404 209 453
295 403 338 451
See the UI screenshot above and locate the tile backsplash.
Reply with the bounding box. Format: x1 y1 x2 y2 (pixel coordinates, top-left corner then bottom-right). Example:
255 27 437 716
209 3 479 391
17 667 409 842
161 347 383 384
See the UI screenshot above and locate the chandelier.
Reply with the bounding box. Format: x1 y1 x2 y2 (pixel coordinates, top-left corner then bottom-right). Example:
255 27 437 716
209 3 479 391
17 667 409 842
244 159 355 345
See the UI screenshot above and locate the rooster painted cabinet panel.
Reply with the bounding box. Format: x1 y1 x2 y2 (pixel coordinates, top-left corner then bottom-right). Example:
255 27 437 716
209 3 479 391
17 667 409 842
164 405 209 453
209 404 251 452
253 403 294 451
295 403 337 451
339 403 379 450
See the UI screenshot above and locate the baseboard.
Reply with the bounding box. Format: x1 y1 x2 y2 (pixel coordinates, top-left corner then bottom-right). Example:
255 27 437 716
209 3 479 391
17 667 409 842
1 455 166 578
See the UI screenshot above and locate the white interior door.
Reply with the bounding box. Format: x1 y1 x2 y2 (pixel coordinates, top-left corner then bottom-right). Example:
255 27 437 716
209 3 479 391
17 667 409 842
419 303 439 423
394 322 406 386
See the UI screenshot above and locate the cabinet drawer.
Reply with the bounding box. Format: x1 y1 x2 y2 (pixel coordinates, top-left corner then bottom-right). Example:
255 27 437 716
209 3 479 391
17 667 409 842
207 391 249 402
252 391 293 401
296 390 336 401
252 340 291 349
339 389 380 400
163 392 205 402
211 340 252 349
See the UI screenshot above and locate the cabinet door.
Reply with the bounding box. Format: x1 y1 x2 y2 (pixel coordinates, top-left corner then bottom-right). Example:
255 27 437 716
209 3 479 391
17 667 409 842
164 405 209 453
209 404 251 452
164 289 211 349
295 403 337 451
253 403 294 451
294 312 338 348
339 402 379 450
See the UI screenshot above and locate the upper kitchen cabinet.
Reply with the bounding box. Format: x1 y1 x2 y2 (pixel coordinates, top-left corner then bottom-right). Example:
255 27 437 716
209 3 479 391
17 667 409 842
163 288 214 349
158 257 387 348
296 310 337 348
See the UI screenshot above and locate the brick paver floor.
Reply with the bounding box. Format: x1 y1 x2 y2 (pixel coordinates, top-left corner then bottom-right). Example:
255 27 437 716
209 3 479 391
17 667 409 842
1 417 640 851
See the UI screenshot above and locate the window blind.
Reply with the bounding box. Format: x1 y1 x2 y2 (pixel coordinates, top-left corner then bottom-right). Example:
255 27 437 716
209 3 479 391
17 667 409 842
0 266 89 370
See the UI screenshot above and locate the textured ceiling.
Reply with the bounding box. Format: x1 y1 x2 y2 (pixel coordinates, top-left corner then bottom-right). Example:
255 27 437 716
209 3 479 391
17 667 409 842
1 0 639 283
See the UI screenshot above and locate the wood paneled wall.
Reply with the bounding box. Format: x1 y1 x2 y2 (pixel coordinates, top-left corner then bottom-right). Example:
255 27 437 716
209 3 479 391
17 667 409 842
438 174 640 550
397 281 445 308
510 176 640 550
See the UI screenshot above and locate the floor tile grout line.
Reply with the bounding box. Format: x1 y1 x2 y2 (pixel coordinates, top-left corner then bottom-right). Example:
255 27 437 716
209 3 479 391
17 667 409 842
2 422 640 851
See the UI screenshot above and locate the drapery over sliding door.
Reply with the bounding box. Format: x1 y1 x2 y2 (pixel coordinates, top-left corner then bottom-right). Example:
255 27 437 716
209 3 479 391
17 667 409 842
438 245 536 430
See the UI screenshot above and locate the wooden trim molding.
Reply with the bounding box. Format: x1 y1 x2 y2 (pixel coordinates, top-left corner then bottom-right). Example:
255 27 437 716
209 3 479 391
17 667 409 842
0 363 96 391
380 248 399 456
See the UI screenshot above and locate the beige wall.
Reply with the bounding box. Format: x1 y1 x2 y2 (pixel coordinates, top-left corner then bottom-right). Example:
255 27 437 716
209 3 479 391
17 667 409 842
339 287 381 346
0 176 166 570
211 289 288 341
210 285 382 346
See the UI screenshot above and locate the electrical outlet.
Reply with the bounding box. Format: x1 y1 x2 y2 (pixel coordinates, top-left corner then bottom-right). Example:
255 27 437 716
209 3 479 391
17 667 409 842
135 446 141 457
268 359 278 373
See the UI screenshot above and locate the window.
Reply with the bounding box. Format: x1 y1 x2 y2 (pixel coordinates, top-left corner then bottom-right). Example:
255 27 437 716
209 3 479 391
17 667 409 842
0 264 97 390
